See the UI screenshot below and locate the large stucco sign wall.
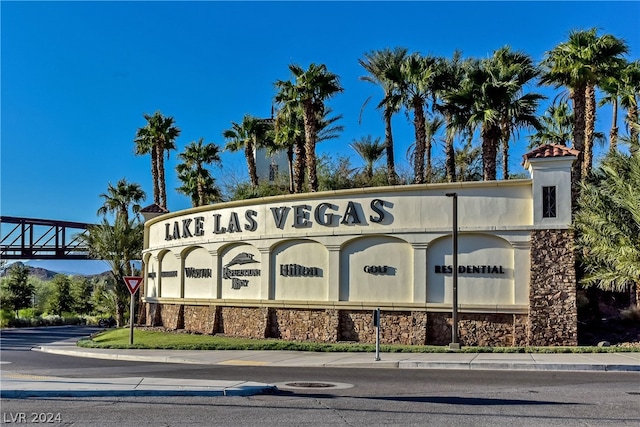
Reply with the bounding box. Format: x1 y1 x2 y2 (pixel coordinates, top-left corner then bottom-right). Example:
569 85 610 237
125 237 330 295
142 145 579 346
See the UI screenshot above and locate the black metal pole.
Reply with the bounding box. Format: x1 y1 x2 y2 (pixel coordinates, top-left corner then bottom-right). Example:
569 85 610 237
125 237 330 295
446 193 459 349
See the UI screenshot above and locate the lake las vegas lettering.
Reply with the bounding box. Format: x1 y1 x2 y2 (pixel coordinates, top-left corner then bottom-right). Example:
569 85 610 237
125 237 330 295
164 199 390 241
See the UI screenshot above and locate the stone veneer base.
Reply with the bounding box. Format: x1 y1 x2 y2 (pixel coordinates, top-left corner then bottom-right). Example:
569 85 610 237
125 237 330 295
145 304 530 346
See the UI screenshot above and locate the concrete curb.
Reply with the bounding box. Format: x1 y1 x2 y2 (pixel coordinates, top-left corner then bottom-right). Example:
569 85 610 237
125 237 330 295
36 346 640 372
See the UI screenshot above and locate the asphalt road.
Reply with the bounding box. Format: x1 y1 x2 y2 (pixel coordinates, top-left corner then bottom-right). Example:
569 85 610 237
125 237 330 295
1 327 639 426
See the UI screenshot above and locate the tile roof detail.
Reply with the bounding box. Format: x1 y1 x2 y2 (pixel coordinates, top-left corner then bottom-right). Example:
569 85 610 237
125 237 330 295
140 204 169 214
523 144 580 161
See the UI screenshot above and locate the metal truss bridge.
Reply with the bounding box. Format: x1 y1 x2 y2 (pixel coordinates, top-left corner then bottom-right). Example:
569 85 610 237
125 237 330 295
0 216 93 260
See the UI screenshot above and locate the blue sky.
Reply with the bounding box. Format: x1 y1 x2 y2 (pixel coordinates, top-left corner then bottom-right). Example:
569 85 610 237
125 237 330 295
2 1 639 273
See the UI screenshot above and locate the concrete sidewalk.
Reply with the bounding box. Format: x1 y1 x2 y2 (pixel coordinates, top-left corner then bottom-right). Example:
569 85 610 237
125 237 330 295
34 342 640 372
0 372 276 398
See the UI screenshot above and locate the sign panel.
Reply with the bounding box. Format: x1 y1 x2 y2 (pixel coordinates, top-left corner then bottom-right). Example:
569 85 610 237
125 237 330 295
124 276 143 294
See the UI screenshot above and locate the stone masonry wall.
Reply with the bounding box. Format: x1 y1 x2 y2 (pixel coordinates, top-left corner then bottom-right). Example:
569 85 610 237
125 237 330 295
338 311 427 345
217 307 268 338
529 229 578 346
427 313 521 346
183 305 216 334
159 304 184 330
269 309 338 342
146 304 532 346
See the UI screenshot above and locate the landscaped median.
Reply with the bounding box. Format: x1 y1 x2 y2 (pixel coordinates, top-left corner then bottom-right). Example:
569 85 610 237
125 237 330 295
77 328 640 353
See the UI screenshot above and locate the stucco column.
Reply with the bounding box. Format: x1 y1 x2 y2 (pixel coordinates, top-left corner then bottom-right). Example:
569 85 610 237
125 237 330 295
208 250 220 299
177 254 184 299
411 243 429 302
258 247 271 300
511 240 531 305
326 245 341 301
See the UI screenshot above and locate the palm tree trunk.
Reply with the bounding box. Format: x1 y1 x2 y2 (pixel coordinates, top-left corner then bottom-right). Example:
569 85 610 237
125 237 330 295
287 145 294 193
157 146 167 209
425 128 433 183
482 125 500 181
246 141 258 188
571 86 587 208
302 102 319 192
151 146 160 205
197 179 205 207
384 110 397 185
412 97 426 184
293 137 306 193
584 85 597 177
629 107 639 154
609 97 619 151
444 114 456 182
501 125 511 180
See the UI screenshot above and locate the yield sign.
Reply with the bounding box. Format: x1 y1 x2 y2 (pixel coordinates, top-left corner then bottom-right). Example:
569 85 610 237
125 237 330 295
123 276 143 294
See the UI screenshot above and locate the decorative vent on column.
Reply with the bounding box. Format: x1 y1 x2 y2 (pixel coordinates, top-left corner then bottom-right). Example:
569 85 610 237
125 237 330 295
542 186 557 218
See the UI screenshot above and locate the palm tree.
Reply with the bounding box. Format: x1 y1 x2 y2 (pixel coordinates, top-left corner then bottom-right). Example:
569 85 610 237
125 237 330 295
620 60 640 152
390 53 437 184
433 51 469 182
527 100 574 147
491 47 544 179
134 111 181 209
274 63 343 192
446 58 502 181
405 116 444 183
350 135 385 180
81 218 144 326
176 168 222 207
97 178 146 225
574 151 640 308
274 100 306 193
448 48 542 181
541 28 629 184
359 47 408 185
176 138 222 207
223 114 272 188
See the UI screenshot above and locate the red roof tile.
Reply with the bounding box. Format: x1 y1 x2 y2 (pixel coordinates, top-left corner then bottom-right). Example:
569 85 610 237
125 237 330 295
140 204 169 214
523 144 579 161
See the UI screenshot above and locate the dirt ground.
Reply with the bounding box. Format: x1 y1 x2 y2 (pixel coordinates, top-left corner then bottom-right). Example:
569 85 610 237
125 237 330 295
577 288 640 347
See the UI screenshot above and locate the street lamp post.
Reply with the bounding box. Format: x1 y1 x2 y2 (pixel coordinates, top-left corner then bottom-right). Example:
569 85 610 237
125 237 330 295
445 192 460 350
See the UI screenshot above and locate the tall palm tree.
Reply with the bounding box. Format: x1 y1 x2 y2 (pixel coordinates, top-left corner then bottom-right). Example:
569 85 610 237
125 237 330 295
406 116 444 183
134 111 181 209
176 168 222 207
389 53 437 184
176 138 222 207
433 51 469 182
359 47 408 185
527 100 574 147
274 63 343 192
350 135 385 180
223 114 272 188
491 47 544 179
620 60 640 152
448 48 542 181
541 28 629 184
81 218 144 326
97 178 146 225
274 100 306 193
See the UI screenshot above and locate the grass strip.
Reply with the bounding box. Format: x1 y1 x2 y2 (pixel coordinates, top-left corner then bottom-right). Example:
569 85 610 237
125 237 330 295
76 328 640 353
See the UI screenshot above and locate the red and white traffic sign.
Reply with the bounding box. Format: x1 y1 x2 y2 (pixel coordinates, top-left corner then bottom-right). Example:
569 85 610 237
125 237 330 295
123 276 143 294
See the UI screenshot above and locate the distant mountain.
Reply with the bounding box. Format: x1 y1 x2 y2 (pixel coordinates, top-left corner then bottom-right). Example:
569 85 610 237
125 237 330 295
0 261 111 281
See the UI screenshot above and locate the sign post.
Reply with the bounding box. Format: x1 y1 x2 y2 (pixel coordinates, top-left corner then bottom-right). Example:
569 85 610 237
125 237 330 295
123 276 143 346
445 193 460 351
373 308 381 361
